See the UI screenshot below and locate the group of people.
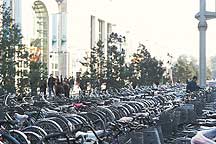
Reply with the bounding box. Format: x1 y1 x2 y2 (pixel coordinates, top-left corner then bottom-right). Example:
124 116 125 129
39 74 75 98
39 74 200 97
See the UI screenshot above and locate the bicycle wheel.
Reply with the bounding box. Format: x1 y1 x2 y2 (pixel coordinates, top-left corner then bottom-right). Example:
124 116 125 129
117 106 130 117
22 125 47 137
79 113 94 128
23 131 43 144
66 117 83 130
1 133 20 144
122 104 136 114
69 114 89 125
45 114 74 132
85 112 105 130
97 107 115 122
35 119 63 134
94 111 107 124
9 130 30 144
107 107 122 120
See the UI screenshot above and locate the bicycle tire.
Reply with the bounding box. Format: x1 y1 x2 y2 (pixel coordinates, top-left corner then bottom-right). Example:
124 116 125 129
1 133 20 144
122 104 136 114
47 117 71 133
97 106 116 122
69 114 88 125
107 106 122 120
86 112 105 130
23 131 43 144
35 119 63 134
66 117 82 130
9 129 30 144
45 114 74 132
22 125 47 137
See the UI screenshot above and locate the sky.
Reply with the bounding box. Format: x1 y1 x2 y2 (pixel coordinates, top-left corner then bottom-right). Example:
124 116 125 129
108 0 216 61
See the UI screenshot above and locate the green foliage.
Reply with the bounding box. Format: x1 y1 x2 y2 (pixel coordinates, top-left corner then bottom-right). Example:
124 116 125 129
80 33 127 89
29 62 40 96
80 34 165 89
0 3 48 95
29 61 48 96
79 71 89 91
106 33 126 88
41 63 48 80
16 46 30 95
210 56 216 79
0 4 23 93
207 67 212 80
172 55 198 83
129 44 165 86
80 40 106 89
172 55 212 83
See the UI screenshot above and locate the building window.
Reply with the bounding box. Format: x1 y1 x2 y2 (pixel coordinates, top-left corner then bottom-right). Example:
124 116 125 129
23 70 28 76
18 61 22 67
17 78 21 84
17 52 21 57
98 19 103 41
24 61 28 68
91 15 95 49
107 23 112 38
55 55 58 60
98 19 105 42
17 70 22 77
55 71 58 76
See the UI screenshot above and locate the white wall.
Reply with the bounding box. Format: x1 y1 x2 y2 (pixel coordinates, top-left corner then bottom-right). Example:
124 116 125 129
66 0 119 76
13 0 129 77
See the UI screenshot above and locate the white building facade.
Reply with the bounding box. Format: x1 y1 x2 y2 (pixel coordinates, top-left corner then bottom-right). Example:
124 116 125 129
5 0 126 78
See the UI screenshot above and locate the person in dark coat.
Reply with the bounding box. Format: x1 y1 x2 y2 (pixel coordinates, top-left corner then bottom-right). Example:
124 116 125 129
186 76 200 93
55 81 64 97
48 74 55 97
69 76 74 91
40 78 47 96
63 78 70 98
60 75 63 84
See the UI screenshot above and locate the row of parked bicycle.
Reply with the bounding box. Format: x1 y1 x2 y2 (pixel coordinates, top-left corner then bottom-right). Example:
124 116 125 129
169 88 216 144
0 85 214 144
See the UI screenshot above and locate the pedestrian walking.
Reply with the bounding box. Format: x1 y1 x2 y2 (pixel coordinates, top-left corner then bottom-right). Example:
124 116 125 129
63 78 70 98
186 76 200 93
48 74 55 97
69 76 74 91
55 81 64 97
60 75 63 84
39 78 47 96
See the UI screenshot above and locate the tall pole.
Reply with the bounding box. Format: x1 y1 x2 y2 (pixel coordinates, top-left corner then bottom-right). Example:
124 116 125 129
56 0 64 76
198 0 207 88
196 0 216 87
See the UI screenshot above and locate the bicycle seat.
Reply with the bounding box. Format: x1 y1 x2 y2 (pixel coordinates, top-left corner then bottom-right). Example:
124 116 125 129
14 113 29 123
73 103 86 109
76 130 105 140
118 117 133 123
191 128 216 144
